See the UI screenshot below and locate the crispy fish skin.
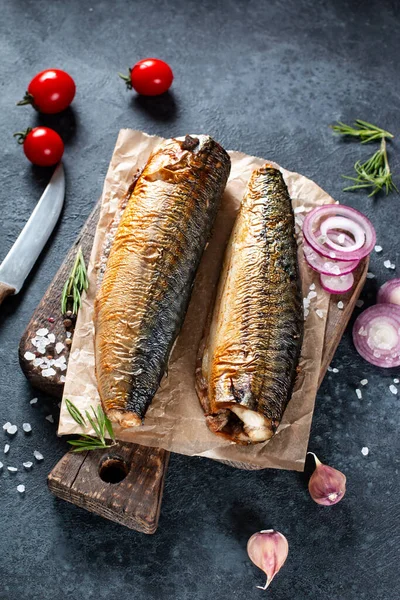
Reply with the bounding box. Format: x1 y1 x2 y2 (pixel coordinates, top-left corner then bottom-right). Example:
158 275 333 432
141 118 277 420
94 135 231 428
196 165 303 444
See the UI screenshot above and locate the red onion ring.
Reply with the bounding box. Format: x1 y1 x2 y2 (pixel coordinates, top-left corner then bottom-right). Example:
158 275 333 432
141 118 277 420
353 304 400 367
377 279 400 306
320 272 354 294
303 240 360 276
320 216 365 253
303 205 376 262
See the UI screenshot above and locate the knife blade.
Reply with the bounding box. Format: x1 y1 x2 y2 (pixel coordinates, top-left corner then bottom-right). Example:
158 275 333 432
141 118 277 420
0 163 65 303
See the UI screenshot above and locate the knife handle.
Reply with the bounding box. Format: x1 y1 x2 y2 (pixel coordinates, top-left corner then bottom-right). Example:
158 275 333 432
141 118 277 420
0 282 16 306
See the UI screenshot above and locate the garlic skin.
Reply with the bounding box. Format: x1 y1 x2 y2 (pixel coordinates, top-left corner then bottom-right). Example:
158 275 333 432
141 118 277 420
308 453 346 506
247 529 289 590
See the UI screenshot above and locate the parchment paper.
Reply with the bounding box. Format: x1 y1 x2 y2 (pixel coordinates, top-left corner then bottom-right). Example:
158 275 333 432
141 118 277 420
59 129 335 471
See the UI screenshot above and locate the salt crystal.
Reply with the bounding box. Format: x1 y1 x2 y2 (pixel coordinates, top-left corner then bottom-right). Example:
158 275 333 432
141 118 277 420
304 309 309 320
30 397 38 405
337 301 344 310
309 283 316 291
332 367 339 373
0 462 3 470
36 328 49 337
358 326 367 336
23 461 33 470
7 466 18 473
366 272 375 279
41 368 57 378
24 351 36 361
374 245 382 253
45 415 54 424
33 450 44 461
360 379 368 386
384 260 392 269
394 378 399 384
356 299 364 308
389 384 398 395
316 309 324 319
2 422 11 431
332 265 341 276
391 263 396 270
361 447 369 456
308 291 317 299
303 298 310 309
7 425 17 435
55 342 65 354
294 205 305 214
60 375 66 383
17 485 25 494
47 333 56 343
22 423 32 433
4 444 10 454
66 332 72 339
59 363 67 372
327 366 333 372
355 388 362 399
32 358 44 367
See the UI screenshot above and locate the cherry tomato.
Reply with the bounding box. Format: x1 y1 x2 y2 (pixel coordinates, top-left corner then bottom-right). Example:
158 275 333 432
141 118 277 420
14 127 64 167
119 58 173 96
18 69 76 114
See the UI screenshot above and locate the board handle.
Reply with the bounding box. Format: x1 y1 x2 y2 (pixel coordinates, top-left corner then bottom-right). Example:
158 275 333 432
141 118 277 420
48 441 170 534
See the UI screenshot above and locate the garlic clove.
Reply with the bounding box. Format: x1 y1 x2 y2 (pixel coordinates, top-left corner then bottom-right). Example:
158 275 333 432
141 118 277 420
247 529 289 590
308 452 346 506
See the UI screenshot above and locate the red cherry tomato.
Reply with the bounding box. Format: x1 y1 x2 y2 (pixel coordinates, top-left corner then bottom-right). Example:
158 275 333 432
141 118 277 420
120 58 173 96
18 69 76 114
15 127 64 167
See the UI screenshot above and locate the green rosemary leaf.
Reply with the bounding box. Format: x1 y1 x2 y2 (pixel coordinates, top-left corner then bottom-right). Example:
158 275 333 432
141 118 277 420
104 412 115 441
85 409 103 441
61 246 89 316
331 119 394 144
342 138 397 197
65 398 86 427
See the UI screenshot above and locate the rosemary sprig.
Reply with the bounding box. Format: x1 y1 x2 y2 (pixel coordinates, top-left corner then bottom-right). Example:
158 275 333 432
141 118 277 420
342 138 398 197
65 398 116 452
61 247 89 316
331 119 394 144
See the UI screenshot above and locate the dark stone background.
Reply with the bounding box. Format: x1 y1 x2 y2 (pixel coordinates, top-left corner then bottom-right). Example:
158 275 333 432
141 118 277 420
0 0 399 598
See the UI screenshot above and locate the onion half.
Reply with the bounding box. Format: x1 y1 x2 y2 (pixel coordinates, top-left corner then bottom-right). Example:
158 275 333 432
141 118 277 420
377 279 400 306
353 304 400 367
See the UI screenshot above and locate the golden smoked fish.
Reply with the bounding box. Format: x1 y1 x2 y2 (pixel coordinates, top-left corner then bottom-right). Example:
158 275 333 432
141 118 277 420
94 135 231 428
196 165 303 444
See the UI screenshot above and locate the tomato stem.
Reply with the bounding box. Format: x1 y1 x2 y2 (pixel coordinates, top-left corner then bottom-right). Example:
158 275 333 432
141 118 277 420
13 127 32 144
118 69 133 90
17 92 35 107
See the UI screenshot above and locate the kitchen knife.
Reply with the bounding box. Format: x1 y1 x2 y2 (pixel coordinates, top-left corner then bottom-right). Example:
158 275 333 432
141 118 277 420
0 163 65 306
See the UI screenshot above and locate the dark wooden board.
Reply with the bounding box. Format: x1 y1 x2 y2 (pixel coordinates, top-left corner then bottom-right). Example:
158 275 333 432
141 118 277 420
19 196 368 525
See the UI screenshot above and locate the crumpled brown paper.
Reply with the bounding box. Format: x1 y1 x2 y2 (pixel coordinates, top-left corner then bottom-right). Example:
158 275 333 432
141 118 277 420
59 129 335 471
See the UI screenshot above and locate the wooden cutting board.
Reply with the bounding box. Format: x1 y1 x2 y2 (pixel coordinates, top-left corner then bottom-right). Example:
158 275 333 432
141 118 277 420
19 198 368 531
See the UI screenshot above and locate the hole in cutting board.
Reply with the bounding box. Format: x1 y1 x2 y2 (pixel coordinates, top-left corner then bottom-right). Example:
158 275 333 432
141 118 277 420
99 455 129 484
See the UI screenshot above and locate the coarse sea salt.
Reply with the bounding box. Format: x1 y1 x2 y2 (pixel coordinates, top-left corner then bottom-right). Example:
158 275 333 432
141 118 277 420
7 466 18 473
2 422 11 431
308 291 317 299
0 461 3 470
55 342 65 354
361 447 369 456
24 351 36 361
7 425 17 435
4 444 10 454
36 328 49 337
316 309 324 319
360 379 368 386
355 388 362 399
17 485 25 494
23 461 33 470
45 415 54 424
309 283 316 291
33 450 44 461
332 367 339 374
47 333 56 343
384 260 392 269
366 272 375 279
294 205 305 214
389 385 398 395
22 423 32 433
33 358 44 367
30 398 38 405
356 299 364 308
42 368 57 378
60 375 66 383
337 301 344 310
394 378 399 384
374 245 383 253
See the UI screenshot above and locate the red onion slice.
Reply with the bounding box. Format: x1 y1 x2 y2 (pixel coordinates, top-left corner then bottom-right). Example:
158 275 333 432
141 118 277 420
353 304 400 367
377 279 400 306
320 216 365 253
303 240 360 276
303 205 376 262
320 272 354 294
